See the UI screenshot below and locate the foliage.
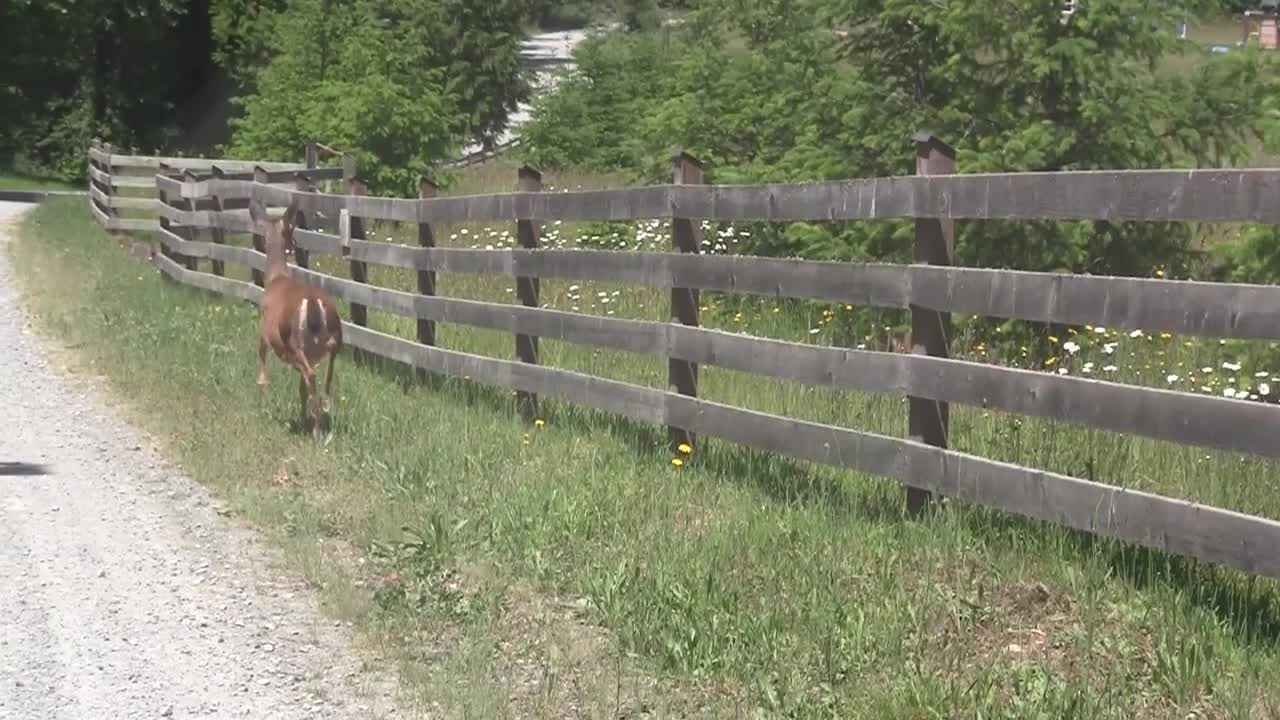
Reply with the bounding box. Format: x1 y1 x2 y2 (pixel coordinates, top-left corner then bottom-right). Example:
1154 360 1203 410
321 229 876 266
520 0 1278 280
223 0 528 195
1 0 194 181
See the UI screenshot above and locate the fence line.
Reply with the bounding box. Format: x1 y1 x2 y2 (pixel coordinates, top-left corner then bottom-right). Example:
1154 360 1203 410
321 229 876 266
84 139 1280 585
87 139 342 233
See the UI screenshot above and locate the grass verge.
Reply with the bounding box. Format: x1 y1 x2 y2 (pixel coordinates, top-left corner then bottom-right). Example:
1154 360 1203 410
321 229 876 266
12 197 1280 718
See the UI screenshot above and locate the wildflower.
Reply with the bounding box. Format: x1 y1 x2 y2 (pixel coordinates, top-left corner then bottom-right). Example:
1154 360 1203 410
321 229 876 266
678 443 693 455
1063 341 1080 355
845 304 854 311
1045 357 1058 367
1257 371 1270 378
569 284 580 292
1202 367 1213 374
1103 343 1117 355
1159 332 1172 340
1129 330 1144 338
1166 374 1179 384
1094 326 1107 334
1223 361 1242 372
1057 368 1069 375
1082 362 1095 374
1048 335 1060 344
671 457 684 468
1201 386 1213 393
1262 383 1272 396
1103 365 1118 373
535 418 545 428
809 328 821 335
1224 388 1238 398
1155 268 1165 278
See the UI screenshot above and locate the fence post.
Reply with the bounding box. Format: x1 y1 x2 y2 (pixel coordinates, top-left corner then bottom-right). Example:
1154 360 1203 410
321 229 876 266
208 166 228 277
292 172 315 270
251 166 270 288
906 132 956 518
179 170 204 272
101 142 120 230
668 151 704 453
514 165 543 422
416 175 439 352
156 162 181 274
305 142 319 172
344 160 370 363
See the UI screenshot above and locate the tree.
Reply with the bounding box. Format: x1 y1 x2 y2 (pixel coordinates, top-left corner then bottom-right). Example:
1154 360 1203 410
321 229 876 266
2 0 193 180
522 0 1277 279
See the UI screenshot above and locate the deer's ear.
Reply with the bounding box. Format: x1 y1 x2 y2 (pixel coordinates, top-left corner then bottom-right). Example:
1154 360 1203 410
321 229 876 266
281 198 301 238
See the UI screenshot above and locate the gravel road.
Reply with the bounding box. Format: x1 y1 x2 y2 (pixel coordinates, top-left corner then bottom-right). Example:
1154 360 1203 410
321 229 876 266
0 200 410 718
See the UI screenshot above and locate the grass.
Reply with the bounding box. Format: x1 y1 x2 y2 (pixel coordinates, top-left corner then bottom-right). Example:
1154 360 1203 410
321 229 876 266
0 166 79 192
13 184 1280 718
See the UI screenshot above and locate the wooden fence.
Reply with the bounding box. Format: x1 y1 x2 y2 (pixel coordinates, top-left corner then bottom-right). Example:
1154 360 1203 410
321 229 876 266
86 139 346 233
88 136 1280 583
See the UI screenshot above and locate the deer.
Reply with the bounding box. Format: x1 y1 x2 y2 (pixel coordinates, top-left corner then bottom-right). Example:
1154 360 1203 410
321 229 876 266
249 198 343 441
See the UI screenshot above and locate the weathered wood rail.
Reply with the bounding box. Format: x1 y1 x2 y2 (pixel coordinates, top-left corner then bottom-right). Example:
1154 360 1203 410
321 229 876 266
86 139 345 233
87 137 1280 583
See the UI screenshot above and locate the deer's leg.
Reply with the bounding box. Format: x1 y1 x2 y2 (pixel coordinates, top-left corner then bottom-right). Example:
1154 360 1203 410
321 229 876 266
257 337 269 392
321 350 337 415
289 347 320 433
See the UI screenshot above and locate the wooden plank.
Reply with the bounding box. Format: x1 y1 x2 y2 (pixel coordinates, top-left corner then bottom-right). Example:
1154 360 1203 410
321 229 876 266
250 167 269 287
109 217 157 232
416 177 439 355
248 167 1280 224
333 244 1280 342
514 166 543 421
109 195 161 211
88 145 111 165
155 252 265 304
111 175 156 189
906 134 955 516
294 228 344 256
158 227 265 270
346 176 370 344
669 152 703 452
88 164 113 187
109 154 307 172
291 174 316 269
88 197 112 228
277 263 1280 459
161 260 1280 582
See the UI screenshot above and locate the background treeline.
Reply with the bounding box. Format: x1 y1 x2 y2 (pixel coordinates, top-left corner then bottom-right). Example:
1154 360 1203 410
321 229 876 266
7 0 1280 284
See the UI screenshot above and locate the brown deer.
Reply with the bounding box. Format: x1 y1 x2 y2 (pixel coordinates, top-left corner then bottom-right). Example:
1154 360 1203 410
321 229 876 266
250 199 343 441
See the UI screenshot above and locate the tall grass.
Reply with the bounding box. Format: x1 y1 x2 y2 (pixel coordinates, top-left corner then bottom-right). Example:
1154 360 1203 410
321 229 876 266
12 180 1280 717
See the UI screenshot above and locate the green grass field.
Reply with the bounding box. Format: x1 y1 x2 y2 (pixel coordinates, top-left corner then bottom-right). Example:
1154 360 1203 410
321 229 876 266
0 167 78 192
12 184 1280 718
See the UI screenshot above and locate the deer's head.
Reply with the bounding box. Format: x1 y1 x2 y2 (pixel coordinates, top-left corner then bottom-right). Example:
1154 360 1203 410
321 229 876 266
249 198 301 259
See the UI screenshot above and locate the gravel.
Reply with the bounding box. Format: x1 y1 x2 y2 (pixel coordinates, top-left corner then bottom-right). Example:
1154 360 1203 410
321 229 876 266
0 201 411 719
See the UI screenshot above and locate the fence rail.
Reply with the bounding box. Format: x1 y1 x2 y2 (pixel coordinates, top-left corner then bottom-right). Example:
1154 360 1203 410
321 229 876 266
87 138 343 233
85 138 1280 585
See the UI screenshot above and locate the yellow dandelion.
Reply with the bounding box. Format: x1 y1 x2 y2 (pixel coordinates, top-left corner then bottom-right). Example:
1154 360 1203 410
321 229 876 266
845 304 853 311
1048 335 1059 344
678 443 693 455
1159 332 1172 340
1045 357 1058 366
1067 327 1078 335
534 418 545 428
773 307 780 313
1155 269 1166 278
671 457 684 467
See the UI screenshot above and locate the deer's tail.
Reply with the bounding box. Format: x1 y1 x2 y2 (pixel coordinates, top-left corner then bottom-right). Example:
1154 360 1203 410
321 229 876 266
306 297 326 336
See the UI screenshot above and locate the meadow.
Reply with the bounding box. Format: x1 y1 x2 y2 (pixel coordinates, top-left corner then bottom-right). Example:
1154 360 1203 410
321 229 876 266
13 147 1280 717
